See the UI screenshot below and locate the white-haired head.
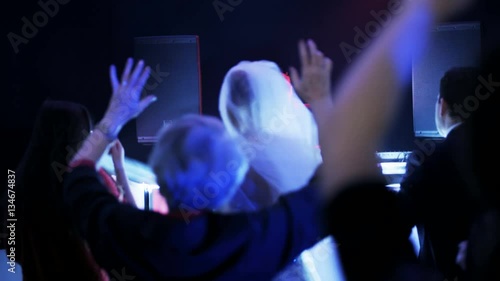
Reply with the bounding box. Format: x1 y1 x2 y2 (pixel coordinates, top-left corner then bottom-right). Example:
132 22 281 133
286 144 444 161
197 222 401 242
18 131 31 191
148 114 249 211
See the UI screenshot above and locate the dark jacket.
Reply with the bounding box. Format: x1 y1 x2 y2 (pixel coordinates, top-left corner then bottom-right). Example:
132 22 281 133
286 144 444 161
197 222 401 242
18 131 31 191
399 125 481 280
324 181 437 281
63 163 324 281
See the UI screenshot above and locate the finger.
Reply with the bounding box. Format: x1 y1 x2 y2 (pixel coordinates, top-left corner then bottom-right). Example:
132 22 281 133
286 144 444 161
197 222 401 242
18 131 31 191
116 140 123 151
138 95 158 113
110 65 119 92
308 40 322 65
108 142 115 155
109 140 118 150
121 58 134 85
298 40 310 67
307 39 319 65
133 66 151 94
129 60 145 87
312 50 324 66
325 57 333 73
307 39 318 54
289 66 301 88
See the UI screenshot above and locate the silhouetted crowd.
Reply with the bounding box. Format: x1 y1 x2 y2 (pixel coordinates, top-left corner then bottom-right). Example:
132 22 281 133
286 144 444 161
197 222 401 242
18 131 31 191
2 0 499 280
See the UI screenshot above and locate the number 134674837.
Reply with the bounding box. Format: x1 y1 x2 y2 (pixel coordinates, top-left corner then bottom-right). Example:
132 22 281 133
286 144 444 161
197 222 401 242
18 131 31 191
6 169 17 273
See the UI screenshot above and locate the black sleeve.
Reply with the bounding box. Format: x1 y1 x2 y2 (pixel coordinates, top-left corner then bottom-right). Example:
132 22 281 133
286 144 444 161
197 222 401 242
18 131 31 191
398 150 427 228
465 210 500 281
324 182 427 281
63 165 163 279
63 165 325 280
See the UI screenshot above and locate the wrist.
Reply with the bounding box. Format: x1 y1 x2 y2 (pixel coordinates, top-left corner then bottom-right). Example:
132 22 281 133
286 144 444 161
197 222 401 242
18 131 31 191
114 165 125 171
95 121 120 142
309 95 333 110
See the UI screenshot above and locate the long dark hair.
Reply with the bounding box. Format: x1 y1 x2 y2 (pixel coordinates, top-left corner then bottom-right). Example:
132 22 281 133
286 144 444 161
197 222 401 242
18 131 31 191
16 100 104 281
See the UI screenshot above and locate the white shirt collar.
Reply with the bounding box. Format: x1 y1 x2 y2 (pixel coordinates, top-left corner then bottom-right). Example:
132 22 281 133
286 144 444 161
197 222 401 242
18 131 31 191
446 122 462 137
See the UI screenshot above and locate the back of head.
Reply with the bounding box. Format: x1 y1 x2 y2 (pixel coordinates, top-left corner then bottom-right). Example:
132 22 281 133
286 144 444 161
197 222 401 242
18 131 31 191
148 114 249 212
218 60 317 141
218 60 322 196
18 99 93 207
15 99 103 280
439 66 482 121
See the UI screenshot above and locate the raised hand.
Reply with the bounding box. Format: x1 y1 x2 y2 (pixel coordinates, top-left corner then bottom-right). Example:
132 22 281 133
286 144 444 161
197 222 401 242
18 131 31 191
108 139 137 206
99 58 157 140
109 139 125 170
289 39 333 104
70 58 156 168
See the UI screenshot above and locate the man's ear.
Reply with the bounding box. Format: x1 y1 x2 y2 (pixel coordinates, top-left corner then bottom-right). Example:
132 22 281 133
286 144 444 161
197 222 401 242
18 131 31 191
439 97 449 117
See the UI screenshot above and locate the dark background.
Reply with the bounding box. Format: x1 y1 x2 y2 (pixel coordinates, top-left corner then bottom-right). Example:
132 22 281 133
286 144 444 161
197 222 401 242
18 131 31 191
5 0 500 167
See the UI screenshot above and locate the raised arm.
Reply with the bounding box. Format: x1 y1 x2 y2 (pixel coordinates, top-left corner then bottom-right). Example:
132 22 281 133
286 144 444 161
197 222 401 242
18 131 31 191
109 140 137 206
71 58 156 166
